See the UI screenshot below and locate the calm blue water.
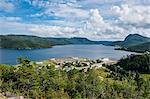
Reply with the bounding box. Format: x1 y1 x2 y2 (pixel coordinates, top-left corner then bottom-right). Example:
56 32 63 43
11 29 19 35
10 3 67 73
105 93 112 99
0 45 136 65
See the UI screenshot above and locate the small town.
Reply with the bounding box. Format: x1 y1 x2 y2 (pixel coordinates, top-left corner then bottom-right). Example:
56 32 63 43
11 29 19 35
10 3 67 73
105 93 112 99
37 57 117 71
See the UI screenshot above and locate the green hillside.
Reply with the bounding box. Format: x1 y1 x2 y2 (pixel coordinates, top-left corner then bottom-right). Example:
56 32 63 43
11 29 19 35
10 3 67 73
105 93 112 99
0 35 112 49
125 42 150 52
113 34 150 52
0 35 53 49
1 34 150 52
113 34 150 47
123 34 150 46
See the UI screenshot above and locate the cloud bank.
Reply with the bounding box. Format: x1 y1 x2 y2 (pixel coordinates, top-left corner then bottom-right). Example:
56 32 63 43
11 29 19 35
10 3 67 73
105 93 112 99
0 0 150 40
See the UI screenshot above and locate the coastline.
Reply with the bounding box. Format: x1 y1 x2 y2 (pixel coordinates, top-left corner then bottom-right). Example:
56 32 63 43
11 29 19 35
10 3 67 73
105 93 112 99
0 44 138 65
114 47 147 53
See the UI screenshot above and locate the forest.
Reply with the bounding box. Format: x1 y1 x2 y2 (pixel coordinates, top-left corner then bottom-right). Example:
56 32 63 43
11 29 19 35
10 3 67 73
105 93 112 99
0 53 150 99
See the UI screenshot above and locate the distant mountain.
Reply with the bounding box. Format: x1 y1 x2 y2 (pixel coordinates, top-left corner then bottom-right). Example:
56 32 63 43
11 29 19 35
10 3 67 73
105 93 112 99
46 37 112 45
0 35 112 49
113 34 150 52
1 34 149 52
46 37 94 45
113 34 150 47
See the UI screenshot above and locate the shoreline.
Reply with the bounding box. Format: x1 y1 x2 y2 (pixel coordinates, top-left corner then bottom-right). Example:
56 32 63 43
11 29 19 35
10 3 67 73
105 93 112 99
0 45 138 65
1 44 142 53
0 57 117 66
115 48 147 53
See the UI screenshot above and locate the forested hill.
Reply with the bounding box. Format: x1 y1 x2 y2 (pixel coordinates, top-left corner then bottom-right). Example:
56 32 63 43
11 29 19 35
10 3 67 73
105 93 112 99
123 34 150 46
0 35 112 49
113 34 150 52
113 34 150 47
0 35 53 49
1 34 150 52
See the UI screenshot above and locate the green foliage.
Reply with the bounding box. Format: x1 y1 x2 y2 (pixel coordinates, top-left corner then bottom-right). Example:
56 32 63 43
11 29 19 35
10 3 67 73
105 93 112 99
0 35 53 49
117 53 150 73
113 34 150 47
113 34 150 52
1 55 150 99
125 42 150 52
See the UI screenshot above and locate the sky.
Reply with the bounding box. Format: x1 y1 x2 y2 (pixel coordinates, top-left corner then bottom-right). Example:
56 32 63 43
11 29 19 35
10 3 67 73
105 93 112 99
0 0 150 41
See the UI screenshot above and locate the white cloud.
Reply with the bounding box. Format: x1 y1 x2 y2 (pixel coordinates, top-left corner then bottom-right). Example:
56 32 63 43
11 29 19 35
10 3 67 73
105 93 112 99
0 16 21 21
28 25 86 38
0 19 32 34
1 0 150 40
110 3 150 38
111 4 150 25
27 0 88 19
0 0 14 12
88 9 105 29
80 0 124 4
124 0 150 5
30 13 44 17
84 9 125 38
0 17 80 38
0 9 126 40
42 4 88 19
126 26 150 37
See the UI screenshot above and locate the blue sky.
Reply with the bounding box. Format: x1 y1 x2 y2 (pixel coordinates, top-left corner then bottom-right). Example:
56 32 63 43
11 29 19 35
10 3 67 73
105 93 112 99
0 0 150 40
